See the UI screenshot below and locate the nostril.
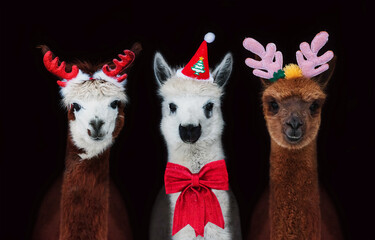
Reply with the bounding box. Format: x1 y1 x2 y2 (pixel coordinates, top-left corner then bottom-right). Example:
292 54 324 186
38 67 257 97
287 117 303 130
190 124 201 134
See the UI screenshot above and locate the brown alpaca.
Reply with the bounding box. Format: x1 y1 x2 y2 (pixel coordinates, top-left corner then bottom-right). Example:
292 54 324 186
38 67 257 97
32 45 139 240
243 32 343 239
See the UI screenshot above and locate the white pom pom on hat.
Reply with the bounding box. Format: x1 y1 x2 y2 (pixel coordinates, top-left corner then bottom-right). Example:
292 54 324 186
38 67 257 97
204 32 215 43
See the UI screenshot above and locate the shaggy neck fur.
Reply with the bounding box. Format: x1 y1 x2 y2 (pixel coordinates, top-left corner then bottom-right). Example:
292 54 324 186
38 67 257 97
167 136 225 173
269 138 321 240
59 105 124 240
60 135 110 240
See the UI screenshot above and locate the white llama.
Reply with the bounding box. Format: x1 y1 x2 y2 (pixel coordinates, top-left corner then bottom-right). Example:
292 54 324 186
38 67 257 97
149 49 242 240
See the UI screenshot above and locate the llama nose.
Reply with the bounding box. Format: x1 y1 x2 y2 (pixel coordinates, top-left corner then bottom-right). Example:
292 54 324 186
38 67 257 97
179 124 202 143
285 115 303 142
286 115 303 130
89 119 105 139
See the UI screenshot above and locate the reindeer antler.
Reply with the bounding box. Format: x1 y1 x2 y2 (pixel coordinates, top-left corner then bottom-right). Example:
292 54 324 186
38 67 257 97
243 38 283 81
296 31 334 78
102 50 135 82
43 51 79 87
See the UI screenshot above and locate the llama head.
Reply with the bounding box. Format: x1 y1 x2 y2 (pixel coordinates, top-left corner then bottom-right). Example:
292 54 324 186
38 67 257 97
243 31 335 149
65 79 127 159
41 45 136 159
154 52 233 149
261 68 335 149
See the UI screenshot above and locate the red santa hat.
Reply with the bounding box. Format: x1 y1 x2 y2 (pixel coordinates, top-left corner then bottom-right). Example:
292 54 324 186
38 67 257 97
176 32 215 82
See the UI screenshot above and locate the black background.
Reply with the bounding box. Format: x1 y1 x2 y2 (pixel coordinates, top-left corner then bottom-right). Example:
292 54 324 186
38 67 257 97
2 0 374 239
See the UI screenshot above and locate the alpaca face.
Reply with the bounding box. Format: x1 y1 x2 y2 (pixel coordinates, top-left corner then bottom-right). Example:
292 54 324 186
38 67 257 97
262 77 326 149
65 80 127 159
154 52 233 148
160 86 224 146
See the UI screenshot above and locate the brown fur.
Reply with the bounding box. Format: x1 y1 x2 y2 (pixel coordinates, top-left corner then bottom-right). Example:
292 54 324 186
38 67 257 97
248 59 343 239
33 45 138 240
33 108 131 240
269 139 321 239
262 78 326 150
32 177 132 240
60 134 111 239
112 102 125 138
33 90 131 239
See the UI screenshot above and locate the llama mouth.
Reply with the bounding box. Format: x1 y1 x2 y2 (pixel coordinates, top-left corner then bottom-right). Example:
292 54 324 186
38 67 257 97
285 132 303 143
87 129 105 141
92 137 103 141
286 135 301 142
90 134 105 141
182 139 199 144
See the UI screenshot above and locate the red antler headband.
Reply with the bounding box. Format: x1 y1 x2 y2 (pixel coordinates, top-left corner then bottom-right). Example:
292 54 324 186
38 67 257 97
243 31 334 82
43 51 80 87
100 50 135 82
43 49 135 88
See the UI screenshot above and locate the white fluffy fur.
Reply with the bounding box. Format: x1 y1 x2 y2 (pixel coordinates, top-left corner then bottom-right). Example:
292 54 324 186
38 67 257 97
62 80 126 160
61 71 127 107
92 70 127 89
150 54 241 240
159 77 224 168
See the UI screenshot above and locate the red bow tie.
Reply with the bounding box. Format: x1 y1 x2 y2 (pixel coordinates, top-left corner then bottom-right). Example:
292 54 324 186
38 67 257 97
164 160 229 237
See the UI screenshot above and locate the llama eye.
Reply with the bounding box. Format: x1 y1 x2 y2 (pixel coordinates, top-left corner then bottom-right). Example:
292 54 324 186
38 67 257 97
169 103 177 113
110 100 119 109
204 102 214 118
268 100 279 114
72 103 81 112
309 101 320 114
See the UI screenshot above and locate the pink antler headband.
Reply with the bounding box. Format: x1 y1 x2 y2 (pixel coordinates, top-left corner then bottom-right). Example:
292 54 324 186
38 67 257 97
296 32 334 78
243 38 284 81
43 49 135 88
243 31 334 82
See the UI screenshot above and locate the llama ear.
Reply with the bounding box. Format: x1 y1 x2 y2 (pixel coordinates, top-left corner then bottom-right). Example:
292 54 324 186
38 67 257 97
38 44 51 55
259 77 272 88
154 52 173 86
312 56 337 89
212 53 233 87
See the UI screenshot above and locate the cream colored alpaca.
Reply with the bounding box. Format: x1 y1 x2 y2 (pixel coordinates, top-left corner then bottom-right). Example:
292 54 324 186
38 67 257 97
149 52 242 240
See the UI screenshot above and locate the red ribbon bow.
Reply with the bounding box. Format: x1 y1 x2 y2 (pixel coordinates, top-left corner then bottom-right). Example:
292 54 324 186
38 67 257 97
164 160 229 237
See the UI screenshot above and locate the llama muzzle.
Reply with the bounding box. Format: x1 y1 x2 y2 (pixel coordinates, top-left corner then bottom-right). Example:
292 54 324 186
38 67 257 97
179 124 202 143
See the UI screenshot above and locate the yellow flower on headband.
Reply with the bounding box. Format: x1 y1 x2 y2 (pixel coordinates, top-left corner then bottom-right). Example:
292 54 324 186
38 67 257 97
283 64 303 80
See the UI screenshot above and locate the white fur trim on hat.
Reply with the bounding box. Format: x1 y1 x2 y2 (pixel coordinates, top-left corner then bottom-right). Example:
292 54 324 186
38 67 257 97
176 68 214 83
